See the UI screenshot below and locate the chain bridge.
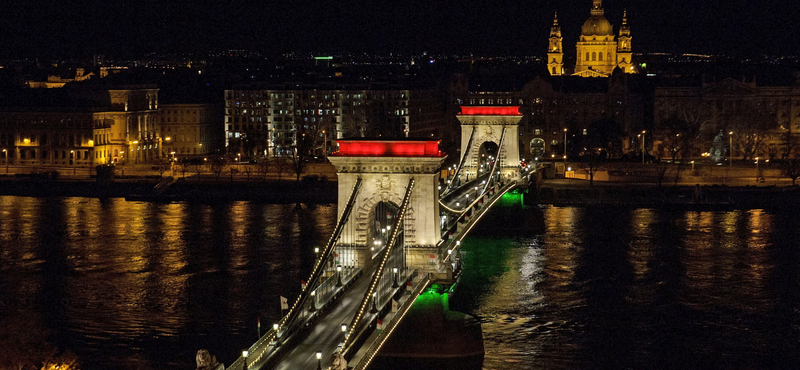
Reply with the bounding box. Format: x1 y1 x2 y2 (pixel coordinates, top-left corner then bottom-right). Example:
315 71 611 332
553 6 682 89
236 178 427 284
223 106 536 370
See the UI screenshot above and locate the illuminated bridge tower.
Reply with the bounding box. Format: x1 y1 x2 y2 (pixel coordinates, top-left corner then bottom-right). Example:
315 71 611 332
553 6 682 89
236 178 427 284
457 106 522 178
328 139 447 272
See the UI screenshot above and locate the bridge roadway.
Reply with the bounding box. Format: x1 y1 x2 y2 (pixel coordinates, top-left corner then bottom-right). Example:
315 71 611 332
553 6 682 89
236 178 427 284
233 168 534 370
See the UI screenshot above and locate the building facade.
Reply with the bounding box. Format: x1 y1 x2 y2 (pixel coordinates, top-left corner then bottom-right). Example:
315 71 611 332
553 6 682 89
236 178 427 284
224 85 444 159
549 0 635 77
653 75 800 160
159 104 217 159
0 86 162 167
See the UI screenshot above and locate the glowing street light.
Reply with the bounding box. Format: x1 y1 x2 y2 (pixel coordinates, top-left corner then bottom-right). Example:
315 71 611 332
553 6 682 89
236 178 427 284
316 351 323 370
242 350 249 370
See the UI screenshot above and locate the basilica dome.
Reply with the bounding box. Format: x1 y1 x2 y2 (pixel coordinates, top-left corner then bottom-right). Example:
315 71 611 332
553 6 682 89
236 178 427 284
581 15 614 36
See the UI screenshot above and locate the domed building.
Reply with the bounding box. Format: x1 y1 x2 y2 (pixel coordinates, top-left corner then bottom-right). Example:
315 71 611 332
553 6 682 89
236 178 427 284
548 0 635 77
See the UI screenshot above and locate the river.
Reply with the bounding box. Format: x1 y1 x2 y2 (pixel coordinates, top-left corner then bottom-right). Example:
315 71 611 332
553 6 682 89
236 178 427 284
1 196 798 369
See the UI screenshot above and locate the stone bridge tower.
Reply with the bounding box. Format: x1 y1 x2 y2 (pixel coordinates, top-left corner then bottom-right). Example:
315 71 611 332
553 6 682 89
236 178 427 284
328 139 447 272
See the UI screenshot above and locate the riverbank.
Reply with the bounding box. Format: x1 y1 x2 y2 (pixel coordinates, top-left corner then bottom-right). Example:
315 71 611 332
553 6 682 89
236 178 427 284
0 175 337 203
527 179 800 209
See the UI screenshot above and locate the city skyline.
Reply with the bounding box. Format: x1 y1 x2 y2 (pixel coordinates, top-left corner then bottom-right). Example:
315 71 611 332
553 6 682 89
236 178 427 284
2 0 799 59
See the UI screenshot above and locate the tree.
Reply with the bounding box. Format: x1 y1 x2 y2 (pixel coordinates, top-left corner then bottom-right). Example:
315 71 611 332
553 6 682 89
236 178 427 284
274 156 289 180
243 164 254 181
288 130 314 182
155 159 170 178
587 118 625 158
257 158 273 182
658 102 716 160
783 157 800 186
728 101 776 161
210 156 227 180
577 150 604 186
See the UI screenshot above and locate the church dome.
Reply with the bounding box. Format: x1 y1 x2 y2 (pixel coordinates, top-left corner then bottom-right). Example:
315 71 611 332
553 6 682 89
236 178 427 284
581 15 614 36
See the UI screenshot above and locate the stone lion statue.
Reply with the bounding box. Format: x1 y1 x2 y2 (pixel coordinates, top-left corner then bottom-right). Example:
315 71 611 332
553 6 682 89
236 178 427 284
196 349 219 370
330 351 348 370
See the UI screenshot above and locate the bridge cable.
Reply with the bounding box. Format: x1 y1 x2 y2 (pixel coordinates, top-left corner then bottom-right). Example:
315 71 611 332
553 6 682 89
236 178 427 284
278 178 363 336
441 126 475 197
342 178 415 354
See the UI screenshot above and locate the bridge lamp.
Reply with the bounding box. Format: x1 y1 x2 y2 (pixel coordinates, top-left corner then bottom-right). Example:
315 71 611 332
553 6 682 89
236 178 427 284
456 241 461 246
392 267 399 288
386 225 390 230
316 351 322 370
273 323 279 333
371 292 379 313
336 266 343 286
456 202 460 206
242 350 249 369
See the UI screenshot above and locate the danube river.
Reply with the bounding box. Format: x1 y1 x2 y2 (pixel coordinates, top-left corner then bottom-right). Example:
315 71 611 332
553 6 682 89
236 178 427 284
1 196 799 369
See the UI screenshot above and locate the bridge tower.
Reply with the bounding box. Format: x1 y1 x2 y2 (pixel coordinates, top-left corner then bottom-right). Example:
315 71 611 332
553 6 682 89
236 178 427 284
457 106 523 178
328 139 447 272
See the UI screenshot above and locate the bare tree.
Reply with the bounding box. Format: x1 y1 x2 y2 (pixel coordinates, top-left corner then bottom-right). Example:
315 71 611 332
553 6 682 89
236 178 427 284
257 158 273 181
210 156 227 180
243 164 254 181
728 101 776 161
155 159 170 178
274 156 289 180
228 165 238 182
783 157 800 186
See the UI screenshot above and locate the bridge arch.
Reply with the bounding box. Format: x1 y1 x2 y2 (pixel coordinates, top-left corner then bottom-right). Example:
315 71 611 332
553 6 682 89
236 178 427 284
457 106 522 178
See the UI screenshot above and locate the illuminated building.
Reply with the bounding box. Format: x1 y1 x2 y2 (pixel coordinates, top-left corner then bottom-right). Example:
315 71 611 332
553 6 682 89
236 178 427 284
159 104 217 158
549 0 636 77
653 75 800 159
224 85 443 158
0 86 161 166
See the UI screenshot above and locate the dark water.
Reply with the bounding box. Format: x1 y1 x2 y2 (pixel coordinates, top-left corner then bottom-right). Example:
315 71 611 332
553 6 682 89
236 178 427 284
0 196 334 370
2 196 800 370
451 204 800 370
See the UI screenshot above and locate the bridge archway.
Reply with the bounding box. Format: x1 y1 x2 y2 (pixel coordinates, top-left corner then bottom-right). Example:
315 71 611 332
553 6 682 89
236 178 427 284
329 139 446 272
457 106 523 177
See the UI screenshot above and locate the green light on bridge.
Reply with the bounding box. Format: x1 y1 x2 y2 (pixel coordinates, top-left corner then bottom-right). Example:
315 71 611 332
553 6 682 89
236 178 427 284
499 189 524 206
314 56 334 60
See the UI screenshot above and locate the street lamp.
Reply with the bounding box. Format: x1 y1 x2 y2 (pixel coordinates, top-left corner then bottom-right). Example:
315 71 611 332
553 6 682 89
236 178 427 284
242 350 249 370
3 149 7 173
392 267 399 288
729 131 734 168
336 265 343 287
641 130 646 164
316 351 322 370
322 130 327 160
563 128 567 165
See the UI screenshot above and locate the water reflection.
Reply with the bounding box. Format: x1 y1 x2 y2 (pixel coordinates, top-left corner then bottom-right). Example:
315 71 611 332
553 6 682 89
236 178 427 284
0 197 335 370
453 205 800 370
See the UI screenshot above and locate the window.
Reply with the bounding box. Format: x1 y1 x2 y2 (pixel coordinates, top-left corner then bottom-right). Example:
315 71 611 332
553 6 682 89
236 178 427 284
586 52 590 61
534 129 541 135
598 53 603 61
592 52 596 61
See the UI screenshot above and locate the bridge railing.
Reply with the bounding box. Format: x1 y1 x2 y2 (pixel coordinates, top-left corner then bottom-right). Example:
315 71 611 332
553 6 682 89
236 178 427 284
351 272 433 370
225 266 364 370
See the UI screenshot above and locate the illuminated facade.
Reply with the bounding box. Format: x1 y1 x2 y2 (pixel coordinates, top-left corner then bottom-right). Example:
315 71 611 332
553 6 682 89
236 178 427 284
653 76 800 159
328 139 446 271
159 104 217 159
224 86 418 158
0 86 161 166
550 0 636 77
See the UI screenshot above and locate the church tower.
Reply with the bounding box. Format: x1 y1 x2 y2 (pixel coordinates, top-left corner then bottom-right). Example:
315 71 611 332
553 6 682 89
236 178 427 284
616 10 634 73
574 0 619 77
547 12 564 76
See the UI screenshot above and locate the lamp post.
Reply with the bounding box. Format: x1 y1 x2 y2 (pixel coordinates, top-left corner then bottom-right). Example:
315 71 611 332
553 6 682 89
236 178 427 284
316 351 322 370
322 130 327 161
392 267 399 288
242 350 249 370
3 149 7 173
641 130 646 164
729 131 734 168
336 265 343 287
755 157 760 181
563 128 567 165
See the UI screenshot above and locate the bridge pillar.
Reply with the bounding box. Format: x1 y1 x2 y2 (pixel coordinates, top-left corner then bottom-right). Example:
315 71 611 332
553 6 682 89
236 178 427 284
457 106 522 178
329 139 447 273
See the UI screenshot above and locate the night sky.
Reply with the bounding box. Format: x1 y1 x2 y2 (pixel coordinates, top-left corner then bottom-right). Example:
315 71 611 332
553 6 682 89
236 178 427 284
2 0 799 59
